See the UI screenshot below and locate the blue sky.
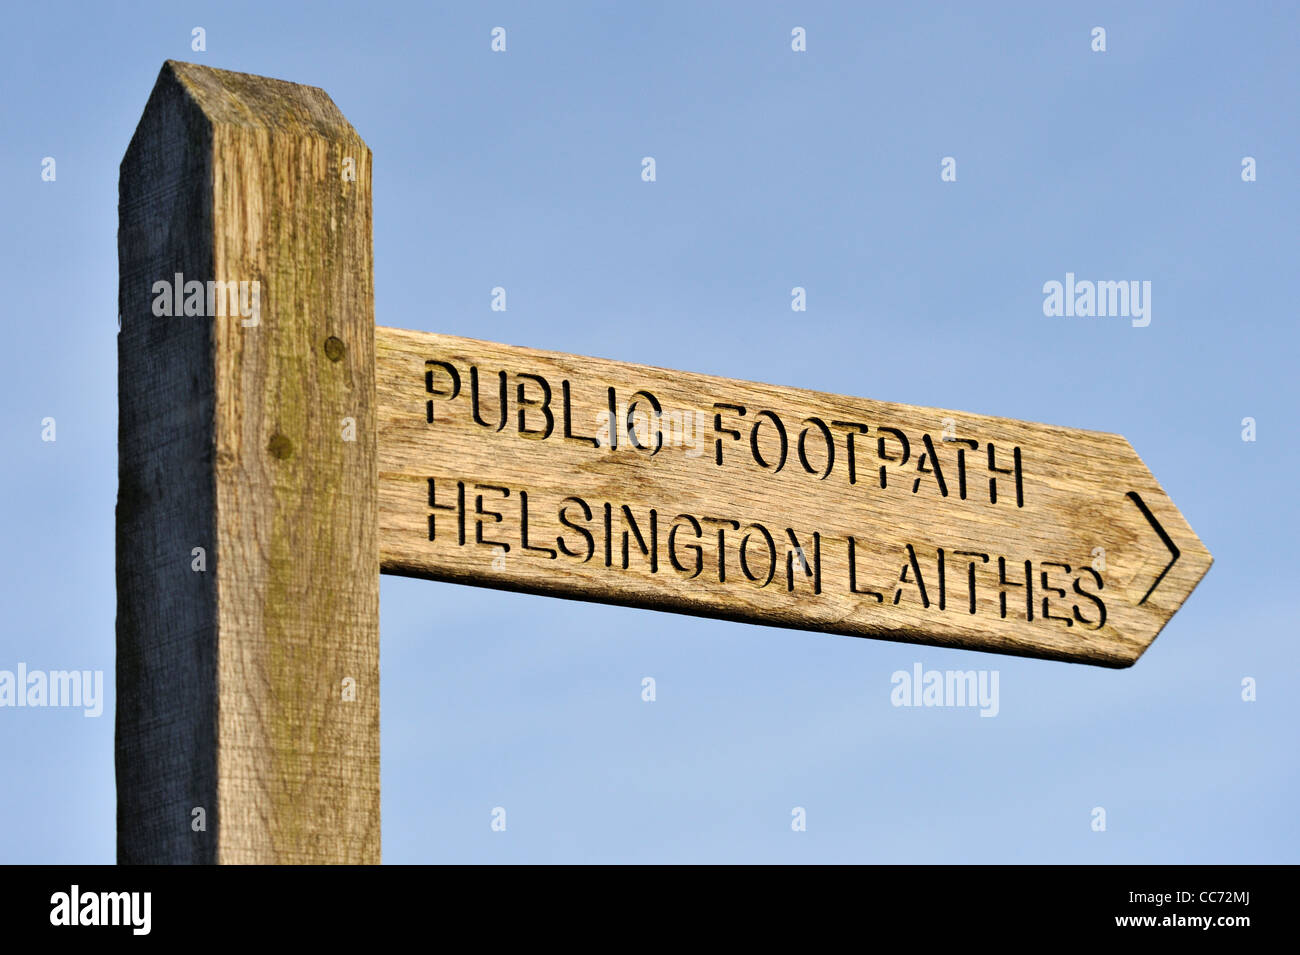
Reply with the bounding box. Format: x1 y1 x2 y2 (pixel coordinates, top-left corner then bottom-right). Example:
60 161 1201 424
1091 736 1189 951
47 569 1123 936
1 1 1295 863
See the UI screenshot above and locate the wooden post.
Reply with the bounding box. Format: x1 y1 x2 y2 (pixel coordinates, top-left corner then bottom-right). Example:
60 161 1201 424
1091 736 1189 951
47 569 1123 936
116 62 378 863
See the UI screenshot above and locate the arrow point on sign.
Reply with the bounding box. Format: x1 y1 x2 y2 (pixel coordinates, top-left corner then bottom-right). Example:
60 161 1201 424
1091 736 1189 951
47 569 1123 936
1116 452 1213 665
1126 491 1183 605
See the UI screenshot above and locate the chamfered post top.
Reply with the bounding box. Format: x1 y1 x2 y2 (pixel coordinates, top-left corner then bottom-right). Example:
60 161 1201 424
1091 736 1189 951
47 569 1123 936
123 60 367 168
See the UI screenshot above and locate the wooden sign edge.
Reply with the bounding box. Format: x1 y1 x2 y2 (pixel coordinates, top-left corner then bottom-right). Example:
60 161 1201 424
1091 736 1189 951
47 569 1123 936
374 325 1214 668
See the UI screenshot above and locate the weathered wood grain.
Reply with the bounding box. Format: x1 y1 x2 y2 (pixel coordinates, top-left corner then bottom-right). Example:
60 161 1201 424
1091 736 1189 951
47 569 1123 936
376 329 1211 667
118 61 378 863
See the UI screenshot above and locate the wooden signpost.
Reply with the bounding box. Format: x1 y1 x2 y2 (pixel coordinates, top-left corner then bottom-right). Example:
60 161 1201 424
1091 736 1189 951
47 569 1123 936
117 62 1212 864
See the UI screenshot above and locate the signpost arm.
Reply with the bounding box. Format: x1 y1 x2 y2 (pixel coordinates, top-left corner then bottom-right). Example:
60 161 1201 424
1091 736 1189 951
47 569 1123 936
116 61 379 863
